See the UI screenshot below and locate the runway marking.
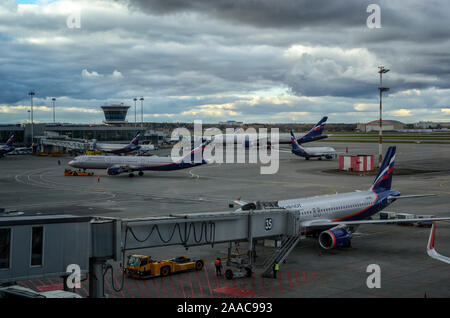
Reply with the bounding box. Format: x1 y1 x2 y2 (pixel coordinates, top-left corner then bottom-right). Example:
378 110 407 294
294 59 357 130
188 169 200 179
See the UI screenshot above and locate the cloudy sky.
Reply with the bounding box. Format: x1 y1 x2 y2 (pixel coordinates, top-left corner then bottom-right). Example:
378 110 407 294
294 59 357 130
0 0 449 124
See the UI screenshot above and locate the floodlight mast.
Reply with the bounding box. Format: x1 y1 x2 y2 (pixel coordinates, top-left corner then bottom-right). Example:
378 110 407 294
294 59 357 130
378 66 390 167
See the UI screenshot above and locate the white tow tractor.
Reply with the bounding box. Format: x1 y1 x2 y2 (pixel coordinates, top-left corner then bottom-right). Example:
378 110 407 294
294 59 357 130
224 256 253 280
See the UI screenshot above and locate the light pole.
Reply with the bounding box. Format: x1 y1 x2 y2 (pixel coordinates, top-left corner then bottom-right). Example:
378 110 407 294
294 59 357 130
140 97 144 128
133 98 137 127
28 90 35 145
52 97 56 123
377 66 390 167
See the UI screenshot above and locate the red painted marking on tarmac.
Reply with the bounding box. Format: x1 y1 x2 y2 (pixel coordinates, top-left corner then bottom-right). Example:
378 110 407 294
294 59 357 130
104 278 116 298
123 277 135 298
178 275 187 298
270 277 274 295
36 283 64 292
251 276 255 298
303 271 307 283
279 272 284 292
28 280 39 290
195 271 204 298
80 280 89 297
203 264 213 297
287 272 293 289
160 277 169 298
261 277 265 296
215 274 219 290
133 278 144 298
187 272 195 298
112 272 125 298
142 279 152 298
212 286 255 298
19 281 31 289
169 276 178 298
295 271 301 286
152 279 161 298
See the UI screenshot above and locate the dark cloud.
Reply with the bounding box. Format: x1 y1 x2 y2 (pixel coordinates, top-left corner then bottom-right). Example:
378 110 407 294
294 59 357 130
0 0 449 124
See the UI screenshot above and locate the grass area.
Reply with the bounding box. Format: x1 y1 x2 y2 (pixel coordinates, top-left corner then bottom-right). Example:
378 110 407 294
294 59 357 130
323 168 438 176
317 139 450 144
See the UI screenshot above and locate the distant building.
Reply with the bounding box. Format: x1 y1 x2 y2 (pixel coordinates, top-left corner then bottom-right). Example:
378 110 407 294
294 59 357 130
357 120 404 132
101 104 130 125
219 120 243 125
414 121 439 129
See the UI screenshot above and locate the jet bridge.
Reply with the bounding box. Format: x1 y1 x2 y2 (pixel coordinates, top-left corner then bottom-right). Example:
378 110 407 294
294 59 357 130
121 209 303 249
1 207 306 298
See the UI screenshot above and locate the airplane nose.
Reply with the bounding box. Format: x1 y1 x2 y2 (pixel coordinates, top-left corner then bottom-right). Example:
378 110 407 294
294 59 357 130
68 160 75 166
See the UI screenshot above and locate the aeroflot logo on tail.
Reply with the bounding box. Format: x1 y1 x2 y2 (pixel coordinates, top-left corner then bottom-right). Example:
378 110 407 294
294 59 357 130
171 120 279 175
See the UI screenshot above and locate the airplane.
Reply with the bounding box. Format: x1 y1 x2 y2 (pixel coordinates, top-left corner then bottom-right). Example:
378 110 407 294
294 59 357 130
426 222 450 264
233 146 450 250
90 132 141 155
0 134 15 157
69 139 211 177
286 130 336 160
206 116 329 148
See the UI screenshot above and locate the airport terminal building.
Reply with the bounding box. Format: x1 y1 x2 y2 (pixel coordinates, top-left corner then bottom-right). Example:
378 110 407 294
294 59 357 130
0 105 166 146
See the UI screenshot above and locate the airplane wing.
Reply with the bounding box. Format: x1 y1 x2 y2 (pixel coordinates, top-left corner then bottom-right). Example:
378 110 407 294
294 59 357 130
388 194 436 200
233 197 249 206
427 222 450 264
302 217 450 228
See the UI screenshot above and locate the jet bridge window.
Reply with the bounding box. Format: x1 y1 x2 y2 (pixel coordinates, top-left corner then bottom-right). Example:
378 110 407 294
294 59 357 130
0 228 11 269
31 227 44 267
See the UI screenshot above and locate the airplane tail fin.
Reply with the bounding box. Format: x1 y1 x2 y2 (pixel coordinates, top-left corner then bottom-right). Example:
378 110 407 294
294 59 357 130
130 132 140 145
188 138 211 163
6 134 14 146
290 130 303 151
370 146 396 192
298 116 328 142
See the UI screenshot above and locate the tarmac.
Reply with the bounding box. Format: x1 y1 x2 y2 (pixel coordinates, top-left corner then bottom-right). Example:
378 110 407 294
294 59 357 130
1 141 449 298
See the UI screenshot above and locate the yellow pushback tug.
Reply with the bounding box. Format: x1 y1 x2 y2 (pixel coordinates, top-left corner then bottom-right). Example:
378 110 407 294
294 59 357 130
125 255 204 279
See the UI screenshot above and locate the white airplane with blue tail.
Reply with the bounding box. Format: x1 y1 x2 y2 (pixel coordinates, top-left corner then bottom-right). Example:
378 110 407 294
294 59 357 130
234 146 450 250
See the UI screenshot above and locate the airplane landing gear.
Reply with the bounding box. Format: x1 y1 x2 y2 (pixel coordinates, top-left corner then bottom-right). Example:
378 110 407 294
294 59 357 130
138 171 144 176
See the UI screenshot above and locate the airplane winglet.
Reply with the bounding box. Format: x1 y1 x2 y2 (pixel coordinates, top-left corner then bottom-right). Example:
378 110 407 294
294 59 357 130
426 222 450 264
233 197 248 206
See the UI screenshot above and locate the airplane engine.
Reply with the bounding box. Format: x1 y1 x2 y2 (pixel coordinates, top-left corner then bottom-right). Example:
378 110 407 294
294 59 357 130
106 165 131 175
243 137 252 148
325 154 335 160
106 167 121 175
319 228 352 249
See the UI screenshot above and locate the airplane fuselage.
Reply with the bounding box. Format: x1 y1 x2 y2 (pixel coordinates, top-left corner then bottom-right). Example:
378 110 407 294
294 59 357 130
69 155 206 172
240 189 399 227
292 146 336 159
0 145 14 156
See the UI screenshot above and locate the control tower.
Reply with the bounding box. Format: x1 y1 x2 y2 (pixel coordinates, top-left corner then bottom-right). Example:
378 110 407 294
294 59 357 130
101 104 130 125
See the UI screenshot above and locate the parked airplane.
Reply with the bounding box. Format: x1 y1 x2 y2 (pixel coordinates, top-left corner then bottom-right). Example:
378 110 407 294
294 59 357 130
91 132 141 155
286 130 336 160
427 222 450 264
233 146 450 250
0 134 15 157
207 116 329 147
69 139 211 177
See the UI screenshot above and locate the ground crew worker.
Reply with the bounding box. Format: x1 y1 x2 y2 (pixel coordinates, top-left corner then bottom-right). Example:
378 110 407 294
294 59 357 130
215 257 223 276
97 175 100 183
273 261 279 279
